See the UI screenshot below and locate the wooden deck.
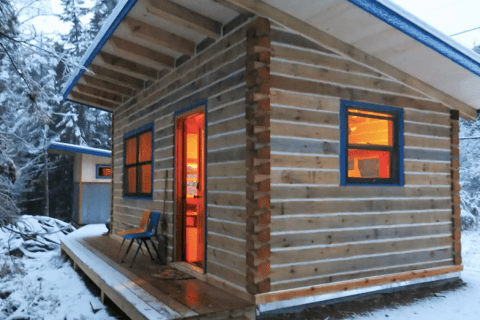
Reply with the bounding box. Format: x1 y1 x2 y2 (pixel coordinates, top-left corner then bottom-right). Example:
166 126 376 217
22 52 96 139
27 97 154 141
60 226 255 320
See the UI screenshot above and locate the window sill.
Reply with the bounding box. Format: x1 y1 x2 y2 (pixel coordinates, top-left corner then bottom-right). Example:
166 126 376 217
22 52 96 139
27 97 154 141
341 183 404 187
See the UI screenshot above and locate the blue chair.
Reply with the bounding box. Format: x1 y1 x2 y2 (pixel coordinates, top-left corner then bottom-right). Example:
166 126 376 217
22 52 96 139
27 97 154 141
121 211 162 268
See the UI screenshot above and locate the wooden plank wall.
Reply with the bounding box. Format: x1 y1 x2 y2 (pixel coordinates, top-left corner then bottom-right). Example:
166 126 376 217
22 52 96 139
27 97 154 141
268 28 454 292
110 20 252 291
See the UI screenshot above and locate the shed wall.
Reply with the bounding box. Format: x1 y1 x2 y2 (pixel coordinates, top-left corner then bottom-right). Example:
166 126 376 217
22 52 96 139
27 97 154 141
81 153 111 183
268 28 454 292
111 21 251 291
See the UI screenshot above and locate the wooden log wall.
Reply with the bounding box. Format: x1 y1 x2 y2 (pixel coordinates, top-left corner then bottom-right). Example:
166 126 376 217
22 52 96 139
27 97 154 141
268 28 456 292
110 20 252 291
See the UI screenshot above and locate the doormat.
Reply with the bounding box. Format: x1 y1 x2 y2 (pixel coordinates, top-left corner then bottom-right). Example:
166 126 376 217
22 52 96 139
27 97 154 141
151 268 195 281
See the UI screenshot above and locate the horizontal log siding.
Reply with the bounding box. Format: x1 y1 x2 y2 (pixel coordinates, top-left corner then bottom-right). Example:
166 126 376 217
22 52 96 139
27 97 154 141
111 22 251 291
268 29 454 292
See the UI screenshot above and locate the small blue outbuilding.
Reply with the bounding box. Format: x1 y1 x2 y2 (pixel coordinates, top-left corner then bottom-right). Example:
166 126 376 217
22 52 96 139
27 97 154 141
48 142 111 225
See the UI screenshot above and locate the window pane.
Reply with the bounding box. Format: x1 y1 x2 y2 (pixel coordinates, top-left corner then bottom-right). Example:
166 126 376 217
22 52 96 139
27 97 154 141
348 114 393 146
127 167 137 193
125 138 137 165
140 164 152 194
348 149 390 178
138 132 152 162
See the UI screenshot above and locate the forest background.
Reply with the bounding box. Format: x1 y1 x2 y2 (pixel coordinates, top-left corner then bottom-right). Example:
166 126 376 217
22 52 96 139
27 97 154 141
0 0 117 222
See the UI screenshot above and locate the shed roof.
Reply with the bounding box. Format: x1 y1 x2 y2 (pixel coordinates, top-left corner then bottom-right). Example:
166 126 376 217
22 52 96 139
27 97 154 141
62 0 480 119
47 142 111 158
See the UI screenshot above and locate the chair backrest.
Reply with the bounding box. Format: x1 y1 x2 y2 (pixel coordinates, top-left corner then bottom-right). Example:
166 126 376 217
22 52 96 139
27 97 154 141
139 210 152 230
147 211 161 236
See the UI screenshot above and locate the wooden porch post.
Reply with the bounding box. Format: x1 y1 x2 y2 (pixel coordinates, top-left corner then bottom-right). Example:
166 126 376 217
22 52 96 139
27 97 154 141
450 109 461 265
245 17 271 295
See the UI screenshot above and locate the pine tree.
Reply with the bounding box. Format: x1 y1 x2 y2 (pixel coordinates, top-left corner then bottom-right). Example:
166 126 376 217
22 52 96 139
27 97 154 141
59 0 89 57
89 0 118 40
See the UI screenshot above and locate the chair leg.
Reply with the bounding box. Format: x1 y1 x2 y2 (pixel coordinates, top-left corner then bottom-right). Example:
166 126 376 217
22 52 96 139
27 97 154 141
117 238 126 256
121 239 134 263
143 240 154 260
149 239 162 263
130 239 143 268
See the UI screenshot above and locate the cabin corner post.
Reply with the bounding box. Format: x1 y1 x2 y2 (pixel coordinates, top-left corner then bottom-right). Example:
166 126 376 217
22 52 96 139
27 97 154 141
245 17 272 295
450 109 461 265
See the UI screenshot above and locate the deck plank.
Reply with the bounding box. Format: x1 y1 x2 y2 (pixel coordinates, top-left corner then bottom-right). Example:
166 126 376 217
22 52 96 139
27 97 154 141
61 226 255 320
81 237 198 318
62 236 180 319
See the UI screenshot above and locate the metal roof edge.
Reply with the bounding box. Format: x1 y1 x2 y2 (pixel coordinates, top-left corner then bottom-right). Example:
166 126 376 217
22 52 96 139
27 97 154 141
48 142 111 158
62 0 138 100
347 0 480 78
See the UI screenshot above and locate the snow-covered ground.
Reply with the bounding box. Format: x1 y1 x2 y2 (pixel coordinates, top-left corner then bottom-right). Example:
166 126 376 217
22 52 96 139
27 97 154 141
1 216 479 320
0 216 117 320
352 229 480 320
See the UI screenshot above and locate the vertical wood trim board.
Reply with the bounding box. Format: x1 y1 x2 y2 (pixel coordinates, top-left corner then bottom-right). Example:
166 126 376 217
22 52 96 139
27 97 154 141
245 17 272 295
110 112 115 234
78 154 83 225
450 109 461 265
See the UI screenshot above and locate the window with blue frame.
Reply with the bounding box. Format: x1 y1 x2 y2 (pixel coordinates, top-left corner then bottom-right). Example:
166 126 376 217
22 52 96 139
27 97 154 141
96 164 112 179
124 124 154 198
340 101 404 186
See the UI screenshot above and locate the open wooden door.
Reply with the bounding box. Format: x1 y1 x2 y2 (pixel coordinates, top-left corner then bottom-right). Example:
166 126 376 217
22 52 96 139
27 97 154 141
175 108 205 270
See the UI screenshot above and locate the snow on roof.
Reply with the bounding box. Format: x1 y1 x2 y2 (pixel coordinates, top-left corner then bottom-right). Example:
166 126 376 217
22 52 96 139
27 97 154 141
48 142 111 158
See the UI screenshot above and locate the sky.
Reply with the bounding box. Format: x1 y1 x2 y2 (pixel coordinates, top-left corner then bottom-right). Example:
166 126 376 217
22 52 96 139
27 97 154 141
16 0 94 38
389 0 480 50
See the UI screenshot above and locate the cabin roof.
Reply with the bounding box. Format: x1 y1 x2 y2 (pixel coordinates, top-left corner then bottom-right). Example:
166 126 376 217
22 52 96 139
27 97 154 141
62 0 480 119
48 142 111 158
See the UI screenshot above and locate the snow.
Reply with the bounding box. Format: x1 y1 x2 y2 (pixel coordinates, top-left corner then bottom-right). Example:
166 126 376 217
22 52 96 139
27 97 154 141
351 230 480 320
0 216 117 320
1 217 480 320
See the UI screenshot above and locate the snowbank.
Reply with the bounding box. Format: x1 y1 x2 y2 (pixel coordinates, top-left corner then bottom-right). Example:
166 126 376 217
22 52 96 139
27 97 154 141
0 215 117 320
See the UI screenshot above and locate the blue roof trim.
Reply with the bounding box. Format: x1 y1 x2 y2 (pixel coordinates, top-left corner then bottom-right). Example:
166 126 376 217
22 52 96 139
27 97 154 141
346 0 480 77
63 0 138 100
48 142 111 158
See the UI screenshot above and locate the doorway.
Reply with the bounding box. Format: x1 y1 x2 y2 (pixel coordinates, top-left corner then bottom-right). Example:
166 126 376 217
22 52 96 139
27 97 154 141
174 107 205 270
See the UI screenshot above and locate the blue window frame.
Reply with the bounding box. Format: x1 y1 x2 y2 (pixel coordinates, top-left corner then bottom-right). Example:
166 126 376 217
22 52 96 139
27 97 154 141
123 123 154 199
340 100 404 186
96 164 111 179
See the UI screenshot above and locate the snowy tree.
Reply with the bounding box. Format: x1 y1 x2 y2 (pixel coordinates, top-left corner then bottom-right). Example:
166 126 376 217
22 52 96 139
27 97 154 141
89 0 118 40
59 0 89 57
0 0 114 220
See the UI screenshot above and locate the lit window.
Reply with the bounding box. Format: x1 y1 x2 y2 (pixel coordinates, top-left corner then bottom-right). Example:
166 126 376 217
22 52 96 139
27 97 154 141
96 165 112 178
340 101 403 185
124 124 154 198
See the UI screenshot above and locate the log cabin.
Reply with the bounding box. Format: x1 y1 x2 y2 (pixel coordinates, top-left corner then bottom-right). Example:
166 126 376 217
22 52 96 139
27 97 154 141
61 0 480 315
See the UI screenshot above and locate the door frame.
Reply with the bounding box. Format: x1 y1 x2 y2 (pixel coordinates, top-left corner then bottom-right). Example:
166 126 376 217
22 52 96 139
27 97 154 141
173 101 207 272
